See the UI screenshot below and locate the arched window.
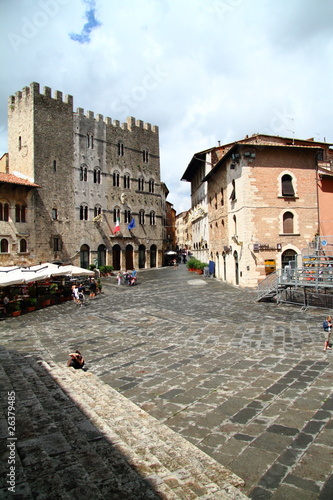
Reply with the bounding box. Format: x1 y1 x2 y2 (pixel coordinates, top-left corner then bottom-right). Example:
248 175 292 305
149 179 155 193
80 165 87 181
0 238 8 253
87 134 93 149
118 142 124 156
52 208 58 220
0 203 9 221
19 239 27 253
281 174 295 197
230 180 236 201
150 211 156 225
94 206 101 218
139 209 145 225
143 149 149 163
15 204 26 222
80 205 88 221
283 211 294 234
94 168 101 184
124 209 131 223
138 177 144 191
233 215 237 236
113 171 120 187
113 207 120 222
123 174 130 189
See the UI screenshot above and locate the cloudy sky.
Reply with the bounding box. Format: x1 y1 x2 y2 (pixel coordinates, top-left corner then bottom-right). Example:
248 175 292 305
1 0 332 213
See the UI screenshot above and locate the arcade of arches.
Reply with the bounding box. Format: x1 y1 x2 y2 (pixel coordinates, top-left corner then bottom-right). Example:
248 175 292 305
79 244 158 270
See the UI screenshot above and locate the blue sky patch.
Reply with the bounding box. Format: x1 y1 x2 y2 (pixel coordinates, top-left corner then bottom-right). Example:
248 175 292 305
70 0 101 44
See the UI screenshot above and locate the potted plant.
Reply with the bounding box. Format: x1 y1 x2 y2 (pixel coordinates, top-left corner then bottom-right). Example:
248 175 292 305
26 297 37 312
187 257 198 272
9 301 21 317
49 283 59 304
196 261 208 274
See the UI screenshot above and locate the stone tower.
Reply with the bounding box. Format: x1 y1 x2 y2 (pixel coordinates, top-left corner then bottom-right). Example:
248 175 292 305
8 82 75 262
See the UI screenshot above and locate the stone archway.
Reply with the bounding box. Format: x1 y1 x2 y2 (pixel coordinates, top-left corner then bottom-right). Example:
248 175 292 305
233 250 239 285
138 244 146 269
80 244 90 269
97 244 106 268
125 244 134 270
112 244 121 271
281 249 297 269
150 245 157 268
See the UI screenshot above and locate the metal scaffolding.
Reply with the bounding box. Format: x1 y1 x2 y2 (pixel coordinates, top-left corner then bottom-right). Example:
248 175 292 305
258 236 333 310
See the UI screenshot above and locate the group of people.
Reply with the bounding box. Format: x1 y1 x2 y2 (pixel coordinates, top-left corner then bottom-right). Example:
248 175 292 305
71 279 100 305
117 269 137 286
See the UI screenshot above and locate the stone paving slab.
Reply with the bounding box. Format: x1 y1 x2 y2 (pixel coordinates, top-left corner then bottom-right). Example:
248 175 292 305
0 347 246 499
1 264 333 498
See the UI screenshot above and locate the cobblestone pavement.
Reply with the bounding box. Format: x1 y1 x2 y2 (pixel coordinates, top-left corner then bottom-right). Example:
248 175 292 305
1 264 333 499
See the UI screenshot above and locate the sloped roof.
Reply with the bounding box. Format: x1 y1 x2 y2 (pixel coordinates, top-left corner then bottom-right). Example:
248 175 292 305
0 173 40 188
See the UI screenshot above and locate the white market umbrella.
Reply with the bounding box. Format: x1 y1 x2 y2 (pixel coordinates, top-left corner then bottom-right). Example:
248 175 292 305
21 268 51 283
62 265 95 276
25 263 69 277
0 268 25 287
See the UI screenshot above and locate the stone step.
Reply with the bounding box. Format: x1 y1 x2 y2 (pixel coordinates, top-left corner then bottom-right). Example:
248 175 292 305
0 347 248 499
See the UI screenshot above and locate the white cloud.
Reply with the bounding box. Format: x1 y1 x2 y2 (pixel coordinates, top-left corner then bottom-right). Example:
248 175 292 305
1 0 333 212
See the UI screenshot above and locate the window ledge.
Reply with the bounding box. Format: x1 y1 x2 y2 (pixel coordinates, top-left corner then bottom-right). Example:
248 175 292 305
279 233 300 236
278 196 299 200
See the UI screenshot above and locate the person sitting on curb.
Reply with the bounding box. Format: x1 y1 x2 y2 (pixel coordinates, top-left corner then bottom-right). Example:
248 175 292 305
67 350 85 369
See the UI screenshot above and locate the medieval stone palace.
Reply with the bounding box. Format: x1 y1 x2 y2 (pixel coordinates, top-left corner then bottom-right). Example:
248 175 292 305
0 82 168 270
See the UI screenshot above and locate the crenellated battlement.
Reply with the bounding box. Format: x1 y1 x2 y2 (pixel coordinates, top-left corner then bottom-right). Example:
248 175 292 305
8 82 159 135
74 109 158 134
9 82 73 108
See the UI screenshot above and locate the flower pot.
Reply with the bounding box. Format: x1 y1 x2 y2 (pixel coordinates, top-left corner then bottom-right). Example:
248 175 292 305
41 299 51 307
11 311 21 317
196 269 204 274
26 306 36 312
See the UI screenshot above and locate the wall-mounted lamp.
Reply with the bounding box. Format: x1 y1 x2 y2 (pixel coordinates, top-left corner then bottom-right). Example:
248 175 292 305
277 243 282 251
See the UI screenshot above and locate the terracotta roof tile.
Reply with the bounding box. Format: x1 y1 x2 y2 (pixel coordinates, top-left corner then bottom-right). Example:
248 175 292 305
0 173 40 187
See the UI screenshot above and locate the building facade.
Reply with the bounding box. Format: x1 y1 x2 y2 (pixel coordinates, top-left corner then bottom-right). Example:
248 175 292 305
182 134 333 288
2 82 166 269
175 210 191 251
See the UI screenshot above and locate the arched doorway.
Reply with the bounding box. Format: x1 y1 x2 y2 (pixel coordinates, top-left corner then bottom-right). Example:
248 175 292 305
150 245 157 268
80 244 90 269
281 249 297 269
125 244 134 270
223 253 226 281
97 244 106 268
233 251 239 285
112 244 121 270
138 244 146 269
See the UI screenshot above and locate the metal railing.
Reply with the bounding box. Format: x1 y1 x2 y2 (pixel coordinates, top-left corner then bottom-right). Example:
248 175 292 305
257 271 278 301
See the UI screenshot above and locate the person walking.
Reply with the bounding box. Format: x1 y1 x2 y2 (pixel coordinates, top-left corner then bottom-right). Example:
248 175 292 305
323 315 332 351
89 279 97 299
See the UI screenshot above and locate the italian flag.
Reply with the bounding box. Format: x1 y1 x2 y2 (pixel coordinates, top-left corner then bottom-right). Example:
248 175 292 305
113 217 120 234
